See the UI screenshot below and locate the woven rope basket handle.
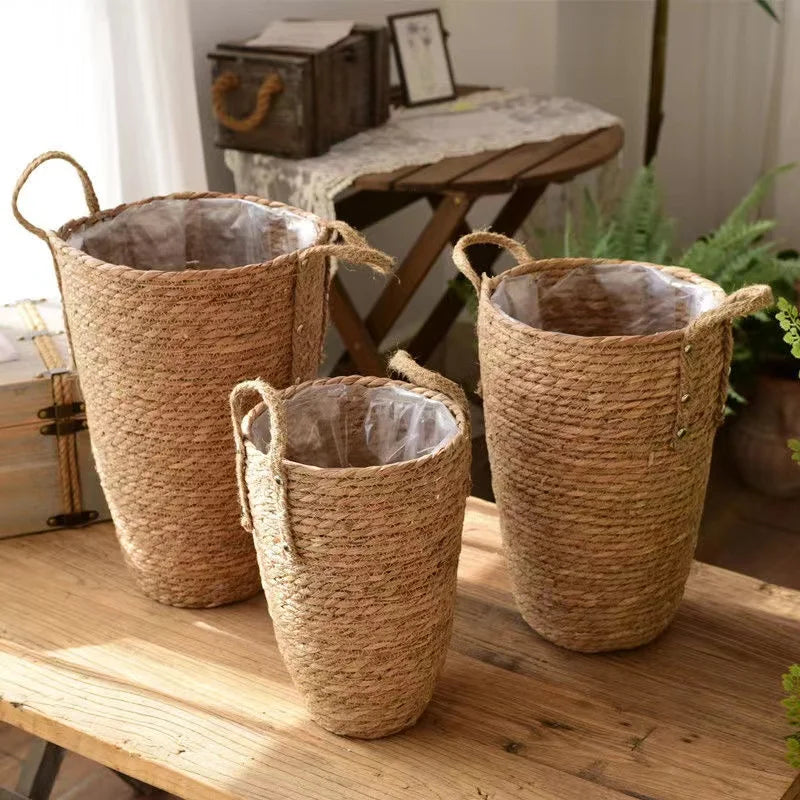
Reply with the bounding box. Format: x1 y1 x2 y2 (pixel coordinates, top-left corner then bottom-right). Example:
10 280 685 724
389 350 471 439
679 282 774 431
229 379 295 556
211 71 284 133
452 231 533 291
12 151 100 243
688 283 773 336
270 218 395 276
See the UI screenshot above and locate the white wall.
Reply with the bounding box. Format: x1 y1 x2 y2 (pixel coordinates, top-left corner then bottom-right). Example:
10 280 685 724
658 0 781 245
555 0 651 182
553 0 790 246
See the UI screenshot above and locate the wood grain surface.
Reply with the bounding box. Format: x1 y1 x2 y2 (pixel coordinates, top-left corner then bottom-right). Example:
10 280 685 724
1 498 797 800
352 126 624 194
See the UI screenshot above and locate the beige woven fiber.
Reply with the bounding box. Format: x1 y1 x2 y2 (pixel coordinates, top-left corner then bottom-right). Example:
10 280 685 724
230 351 471 738
454 231 772 653
13 151 393 609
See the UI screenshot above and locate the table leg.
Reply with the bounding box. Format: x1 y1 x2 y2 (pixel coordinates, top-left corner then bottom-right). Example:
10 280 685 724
6 736 159 800
14 740 64 800
332 192 475 375
408 184 548 364
328 276 385 376
111 769 159 795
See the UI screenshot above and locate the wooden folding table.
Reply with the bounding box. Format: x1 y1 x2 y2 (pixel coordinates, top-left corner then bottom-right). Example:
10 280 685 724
329 125 624 374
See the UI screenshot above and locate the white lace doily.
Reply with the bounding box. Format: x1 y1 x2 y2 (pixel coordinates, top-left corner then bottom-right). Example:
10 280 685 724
225 89 621 219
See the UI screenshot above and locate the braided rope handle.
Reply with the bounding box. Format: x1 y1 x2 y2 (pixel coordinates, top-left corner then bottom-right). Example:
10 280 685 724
389 350 471 439
211 71 283 133
229 379 295 556
685 283 773 430
271 218 395 276
12 151 100 243
452 231 533 291
689 283 773 335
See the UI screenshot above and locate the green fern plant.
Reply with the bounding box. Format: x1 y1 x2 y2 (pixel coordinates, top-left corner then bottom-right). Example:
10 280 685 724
537 164 800 297
537 168 674 263
680 166 800 297
776 296 800 361
783 664 800 769
776 296 800 461
775 293 800 769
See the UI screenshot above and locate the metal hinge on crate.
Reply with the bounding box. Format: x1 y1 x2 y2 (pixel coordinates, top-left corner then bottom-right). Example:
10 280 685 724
47 510 99 527
40 419 88 436
37 401 85 419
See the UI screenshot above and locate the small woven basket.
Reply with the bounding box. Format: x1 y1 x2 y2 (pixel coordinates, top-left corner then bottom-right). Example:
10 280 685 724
230 351 471 738
13 151 393 609
454 232 772 653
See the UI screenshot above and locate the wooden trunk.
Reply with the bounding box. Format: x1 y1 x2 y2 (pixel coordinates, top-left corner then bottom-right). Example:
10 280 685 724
0 300 109 538
208 25 390 158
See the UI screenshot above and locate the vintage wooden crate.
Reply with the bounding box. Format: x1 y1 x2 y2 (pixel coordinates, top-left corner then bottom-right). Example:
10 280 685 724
0 299 109 538
208 24 390 158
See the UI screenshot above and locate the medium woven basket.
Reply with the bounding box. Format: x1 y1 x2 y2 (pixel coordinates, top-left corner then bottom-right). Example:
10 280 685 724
13 151 393 609
230 351 471 738
454 232 772 653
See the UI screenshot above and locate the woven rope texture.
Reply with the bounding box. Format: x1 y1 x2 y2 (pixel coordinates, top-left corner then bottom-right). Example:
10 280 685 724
13 151 393 608
454 231 772 652
230 353 472 737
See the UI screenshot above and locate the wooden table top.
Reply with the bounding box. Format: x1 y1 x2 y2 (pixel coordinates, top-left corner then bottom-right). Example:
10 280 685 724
352 125 624 195
1 497 798 800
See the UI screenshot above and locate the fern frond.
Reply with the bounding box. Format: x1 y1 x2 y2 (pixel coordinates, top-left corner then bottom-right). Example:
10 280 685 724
718 165 794 231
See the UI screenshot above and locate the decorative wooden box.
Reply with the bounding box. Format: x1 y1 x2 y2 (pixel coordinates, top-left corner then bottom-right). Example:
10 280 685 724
0 300 109 538
208 24 390 158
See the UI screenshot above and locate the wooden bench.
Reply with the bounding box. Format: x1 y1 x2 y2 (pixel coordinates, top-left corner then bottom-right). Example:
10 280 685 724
1 498 798 799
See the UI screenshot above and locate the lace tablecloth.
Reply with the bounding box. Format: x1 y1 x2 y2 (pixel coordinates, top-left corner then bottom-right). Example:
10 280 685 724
225 89 621 220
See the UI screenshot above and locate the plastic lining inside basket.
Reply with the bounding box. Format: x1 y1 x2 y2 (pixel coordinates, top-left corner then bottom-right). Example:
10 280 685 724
65 198 320 270
491 263 721 336
247 384 460 468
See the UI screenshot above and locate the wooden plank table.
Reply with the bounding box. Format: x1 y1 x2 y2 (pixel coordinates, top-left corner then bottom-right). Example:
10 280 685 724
1 498 798 800
328 124 624 375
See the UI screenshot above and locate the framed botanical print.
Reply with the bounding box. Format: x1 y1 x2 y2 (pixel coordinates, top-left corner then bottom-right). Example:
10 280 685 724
388 9 456 107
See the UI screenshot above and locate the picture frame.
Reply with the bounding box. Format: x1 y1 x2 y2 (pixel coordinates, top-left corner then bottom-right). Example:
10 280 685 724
387 9 456 107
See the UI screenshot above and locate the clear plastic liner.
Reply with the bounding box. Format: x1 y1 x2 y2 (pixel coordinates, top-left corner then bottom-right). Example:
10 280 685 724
492 263 721 336
66 198 320 270
248 384 460 468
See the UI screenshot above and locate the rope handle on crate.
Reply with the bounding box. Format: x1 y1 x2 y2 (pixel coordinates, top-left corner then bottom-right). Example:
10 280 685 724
211 71 284 133
389 349 471 440
229 379 295 556
452 231 533 292
12 151 100 243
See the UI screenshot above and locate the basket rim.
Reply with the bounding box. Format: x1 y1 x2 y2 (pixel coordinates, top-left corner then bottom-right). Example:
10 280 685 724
48 191 332 279
481 257 727 343
240 374 470 477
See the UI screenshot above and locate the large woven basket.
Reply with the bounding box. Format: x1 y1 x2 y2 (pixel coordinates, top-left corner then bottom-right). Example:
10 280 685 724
13 151 393 609
454 232 772 652
230 351 471 738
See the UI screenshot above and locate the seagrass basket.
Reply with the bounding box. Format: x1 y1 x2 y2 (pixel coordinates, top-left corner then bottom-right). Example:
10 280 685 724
13 151 393 609
454 231 772 653
230 351 471 738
